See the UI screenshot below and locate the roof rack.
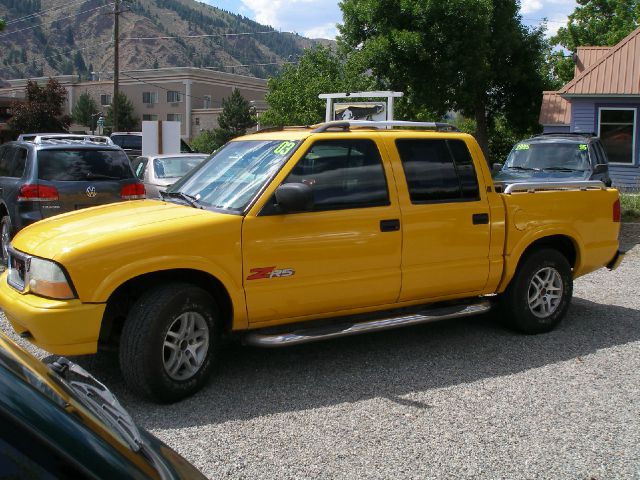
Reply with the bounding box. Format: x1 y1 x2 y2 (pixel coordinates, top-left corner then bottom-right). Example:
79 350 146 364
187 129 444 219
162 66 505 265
311 120 460 133
502 180 606 194
32 134 114 145
255 125 312 133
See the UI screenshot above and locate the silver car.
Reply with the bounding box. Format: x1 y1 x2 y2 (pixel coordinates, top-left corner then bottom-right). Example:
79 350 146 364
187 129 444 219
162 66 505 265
132 153 208 199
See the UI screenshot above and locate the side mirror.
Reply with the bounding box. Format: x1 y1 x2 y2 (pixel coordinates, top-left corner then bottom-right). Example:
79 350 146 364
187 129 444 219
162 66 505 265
275 183 314 213
492 163 503 174
592 164 607 175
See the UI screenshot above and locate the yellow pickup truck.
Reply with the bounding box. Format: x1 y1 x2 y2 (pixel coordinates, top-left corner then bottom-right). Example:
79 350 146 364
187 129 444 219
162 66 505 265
0 121 624 403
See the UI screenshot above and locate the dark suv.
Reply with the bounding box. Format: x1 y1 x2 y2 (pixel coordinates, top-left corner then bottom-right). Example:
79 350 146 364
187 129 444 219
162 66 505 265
493 133 612 187
111 132 194 161
0 136 145 263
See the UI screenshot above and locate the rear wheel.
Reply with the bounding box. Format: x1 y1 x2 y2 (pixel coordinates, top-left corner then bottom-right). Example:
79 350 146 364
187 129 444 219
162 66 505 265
1 215 13 266
119 283 220 403
500 248 573 334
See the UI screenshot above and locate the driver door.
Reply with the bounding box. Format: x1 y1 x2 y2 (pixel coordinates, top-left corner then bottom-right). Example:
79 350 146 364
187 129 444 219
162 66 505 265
242 137 402 326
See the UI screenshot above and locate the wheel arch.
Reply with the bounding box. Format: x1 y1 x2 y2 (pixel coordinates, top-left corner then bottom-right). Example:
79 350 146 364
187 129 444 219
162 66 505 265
498 233 580 293
98 269 235 352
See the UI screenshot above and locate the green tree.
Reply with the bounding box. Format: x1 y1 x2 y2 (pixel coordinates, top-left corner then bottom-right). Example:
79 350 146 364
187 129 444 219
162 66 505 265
190 129 222 153
105 92 139 131
72 92 99 128
212 88 256 145
550 0 640 83
261 45 375 126
339 0 549 159
9 78 71 134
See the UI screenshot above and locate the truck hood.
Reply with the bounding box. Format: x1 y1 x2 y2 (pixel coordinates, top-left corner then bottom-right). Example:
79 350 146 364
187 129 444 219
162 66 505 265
493 169 591 183
12 200 235 261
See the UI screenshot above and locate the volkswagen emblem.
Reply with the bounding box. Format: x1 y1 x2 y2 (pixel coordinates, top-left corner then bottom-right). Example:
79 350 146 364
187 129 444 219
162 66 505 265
86 186 97 198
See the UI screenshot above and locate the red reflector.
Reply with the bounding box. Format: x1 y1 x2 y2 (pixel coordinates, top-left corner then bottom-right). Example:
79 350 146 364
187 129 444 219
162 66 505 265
120 182 145 200
17 184 59 202
613 198 621 222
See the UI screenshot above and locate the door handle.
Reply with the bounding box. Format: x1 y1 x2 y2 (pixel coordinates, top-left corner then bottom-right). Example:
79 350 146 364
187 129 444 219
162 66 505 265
472 213 489 225
380 219 400 232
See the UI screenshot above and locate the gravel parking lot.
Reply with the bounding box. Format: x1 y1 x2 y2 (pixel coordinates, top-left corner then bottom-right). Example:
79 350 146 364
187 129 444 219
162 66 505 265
2 224 639 479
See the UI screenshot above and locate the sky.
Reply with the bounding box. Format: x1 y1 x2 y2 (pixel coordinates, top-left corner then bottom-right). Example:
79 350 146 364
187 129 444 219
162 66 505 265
202 0 578 40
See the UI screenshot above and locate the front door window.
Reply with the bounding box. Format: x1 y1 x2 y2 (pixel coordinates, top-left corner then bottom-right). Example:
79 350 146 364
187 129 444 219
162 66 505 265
599 108 635 164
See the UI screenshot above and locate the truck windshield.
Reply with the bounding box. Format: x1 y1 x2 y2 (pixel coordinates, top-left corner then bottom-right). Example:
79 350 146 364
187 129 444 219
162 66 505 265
505 142 590 171
166 139 300 213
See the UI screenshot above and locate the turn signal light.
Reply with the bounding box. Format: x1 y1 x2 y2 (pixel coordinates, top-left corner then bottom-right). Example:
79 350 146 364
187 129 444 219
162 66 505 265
120 182 145 200
17 184 59 202
613 198 621 222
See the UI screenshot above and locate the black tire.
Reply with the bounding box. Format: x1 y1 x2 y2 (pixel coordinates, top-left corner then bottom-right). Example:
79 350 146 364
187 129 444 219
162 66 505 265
499 248 573 334
119 283 220 403
1 215 12 266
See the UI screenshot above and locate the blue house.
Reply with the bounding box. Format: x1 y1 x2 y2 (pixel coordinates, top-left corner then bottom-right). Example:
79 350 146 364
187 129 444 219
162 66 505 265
539 29 640 190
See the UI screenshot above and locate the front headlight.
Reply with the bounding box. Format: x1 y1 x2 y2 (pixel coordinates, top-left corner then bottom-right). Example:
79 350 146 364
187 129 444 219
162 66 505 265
28 257 76 300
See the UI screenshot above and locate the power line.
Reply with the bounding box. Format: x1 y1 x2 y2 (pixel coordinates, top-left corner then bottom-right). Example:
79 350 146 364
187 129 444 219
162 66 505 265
121 30 291 41
522 17 569 25
5 0 88 26
0 3 115 39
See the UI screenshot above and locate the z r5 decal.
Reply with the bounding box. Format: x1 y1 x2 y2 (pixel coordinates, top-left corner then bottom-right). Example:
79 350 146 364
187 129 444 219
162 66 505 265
247 267 296 280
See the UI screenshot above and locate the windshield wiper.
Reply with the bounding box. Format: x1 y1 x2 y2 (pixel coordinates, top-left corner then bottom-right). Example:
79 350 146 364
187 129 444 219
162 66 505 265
48 358 143 452
506 166 541 171
161 190 202 208
542 167 585 172
86 173 122 180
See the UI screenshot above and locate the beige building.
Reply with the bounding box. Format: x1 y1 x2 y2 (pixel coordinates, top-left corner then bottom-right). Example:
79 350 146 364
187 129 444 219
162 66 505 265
0 67 268 140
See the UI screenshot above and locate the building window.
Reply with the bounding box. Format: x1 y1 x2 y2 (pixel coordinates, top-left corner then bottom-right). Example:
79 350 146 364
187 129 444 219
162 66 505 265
142 91 158 104
142 114 158 121
100 94 111 106
167 91 183 103
167 114 183 123
599 108 636 164
203 95 212 109
195 117 200 126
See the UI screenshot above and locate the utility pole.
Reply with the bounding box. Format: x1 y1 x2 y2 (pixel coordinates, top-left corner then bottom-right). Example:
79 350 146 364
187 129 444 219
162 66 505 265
113 0 121 132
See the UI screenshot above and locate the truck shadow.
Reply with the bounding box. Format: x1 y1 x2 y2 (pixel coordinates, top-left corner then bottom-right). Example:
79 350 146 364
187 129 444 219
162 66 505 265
93 296 640 429
620 222 640 252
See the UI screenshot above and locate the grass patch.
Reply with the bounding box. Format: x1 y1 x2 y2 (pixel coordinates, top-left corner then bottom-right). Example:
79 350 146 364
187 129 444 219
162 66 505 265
621 193 640 222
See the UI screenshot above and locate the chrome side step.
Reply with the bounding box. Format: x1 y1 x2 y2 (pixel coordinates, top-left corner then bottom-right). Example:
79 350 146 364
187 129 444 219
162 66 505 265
243 300 492 348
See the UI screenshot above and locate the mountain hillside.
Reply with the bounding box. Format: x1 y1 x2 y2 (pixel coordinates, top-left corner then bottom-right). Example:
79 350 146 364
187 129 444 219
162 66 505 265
0 0 328 81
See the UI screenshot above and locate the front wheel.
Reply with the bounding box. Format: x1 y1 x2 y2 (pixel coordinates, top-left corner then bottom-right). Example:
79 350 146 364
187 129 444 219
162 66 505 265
119 283 220 403
1 215 13 266
500 248 573 334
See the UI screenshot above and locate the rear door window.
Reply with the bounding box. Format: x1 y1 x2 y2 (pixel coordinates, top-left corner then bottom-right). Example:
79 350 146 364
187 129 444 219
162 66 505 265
111 135 142 150
132 157 148 179
396 139 480 203
37 149 134 181
0 147 27 178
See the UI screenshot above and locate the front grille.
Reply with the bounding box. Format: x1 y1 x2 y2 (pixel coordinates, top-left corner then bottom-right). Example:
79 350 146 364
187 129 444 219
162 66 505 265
7 248 29 292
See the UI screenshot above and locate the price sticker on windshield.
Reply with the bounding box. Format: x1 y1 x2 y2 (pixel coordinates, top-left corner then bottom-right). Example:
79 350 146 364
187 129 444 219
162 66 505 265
515 143 530 150
579 144 588 151
273 141 297 156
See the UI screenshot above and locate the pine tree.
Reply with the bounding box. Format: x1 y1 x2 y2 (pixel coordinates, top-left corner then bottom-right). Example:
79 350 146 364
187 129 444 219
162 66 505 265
105 92 139 131
72 92 98 128
213 89 256 145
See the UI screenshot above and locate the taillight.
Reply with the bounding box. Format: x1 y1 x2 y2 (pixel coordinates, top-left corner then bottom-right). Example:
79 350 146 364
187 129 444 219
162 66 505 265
17 184 59 202
613 198 621 222
120 182 145 200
